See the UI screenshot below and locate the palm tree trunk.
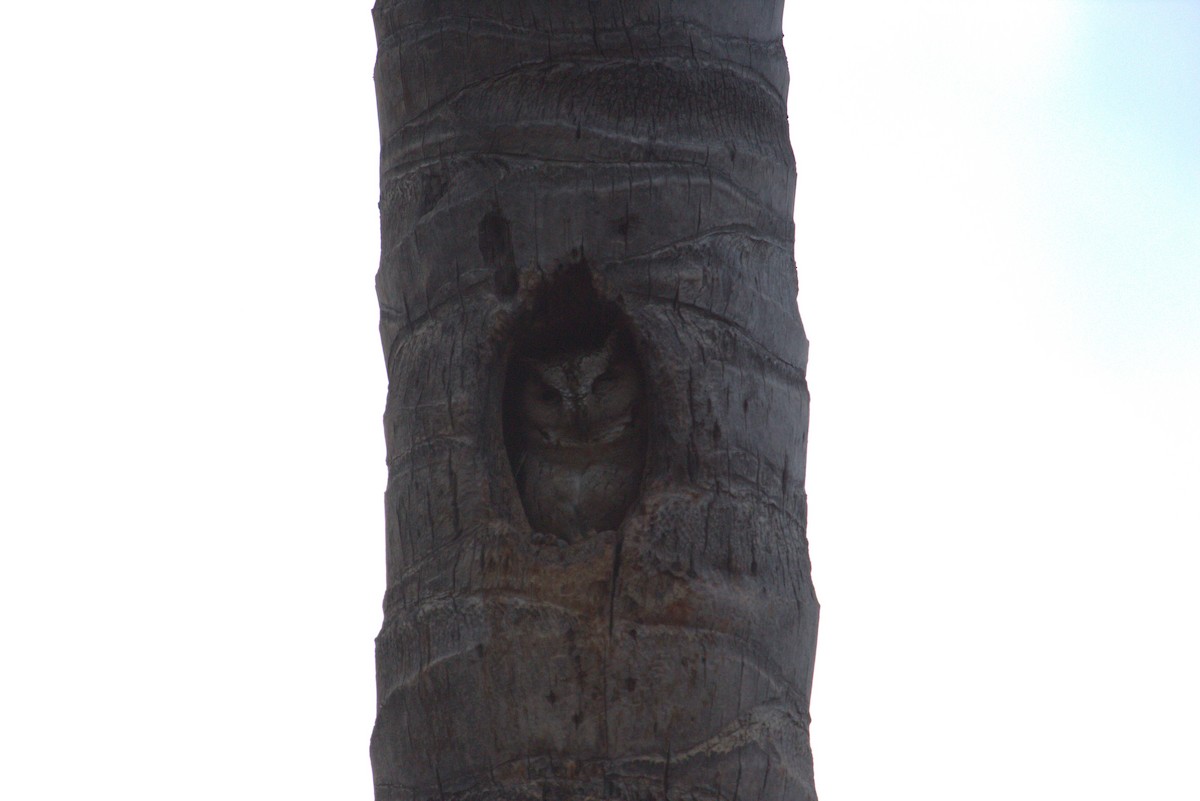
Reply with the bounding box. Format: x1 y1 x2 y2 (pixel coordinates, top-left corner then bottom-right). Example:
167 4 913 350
370 2 817 799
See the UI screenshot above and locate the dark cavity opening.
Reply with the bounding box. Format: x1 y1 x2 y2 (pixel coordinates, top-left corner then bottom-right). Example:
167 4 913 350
503 264 648 543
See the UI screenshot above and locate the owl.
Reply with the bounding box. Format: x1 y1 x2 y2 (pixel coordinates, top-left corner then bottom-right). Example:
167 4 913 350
508 329 646 543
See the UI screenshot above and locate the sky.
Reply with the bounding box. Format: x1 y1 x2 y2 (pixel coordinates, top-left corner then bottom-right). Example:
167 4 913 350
2 2 1197 799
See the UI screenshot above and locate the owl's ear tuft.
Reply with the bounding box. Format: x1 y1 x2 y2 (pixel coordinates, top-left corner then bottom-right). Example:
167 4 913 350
600 326 635 361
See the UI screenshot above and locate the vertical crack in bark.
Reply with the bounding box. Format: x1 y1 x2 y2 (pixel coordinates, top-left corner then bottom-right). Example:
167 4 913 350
733 748 743 801
663 740 672 797
447 452 461 538
607 535 624 639
602 533 623 795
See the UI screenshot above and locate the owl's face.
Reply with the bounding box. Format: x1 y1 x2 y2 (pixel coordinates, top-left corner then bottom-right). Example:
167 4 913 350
519 333 641 446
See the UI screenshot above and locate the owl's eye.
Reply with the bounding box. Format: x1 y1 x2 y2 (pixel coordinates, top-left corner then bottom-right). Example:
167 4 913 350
592 370 618 391
540 387 560 404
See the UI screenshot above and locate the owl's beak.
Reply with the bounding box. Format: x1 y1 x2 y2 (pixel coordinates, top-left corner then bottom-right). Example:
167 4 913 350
571 403 590 437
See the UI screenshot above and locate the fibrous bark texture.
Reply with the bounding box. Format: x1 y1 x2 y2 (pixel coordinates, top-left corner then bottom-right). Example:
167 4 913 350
370 2 817 799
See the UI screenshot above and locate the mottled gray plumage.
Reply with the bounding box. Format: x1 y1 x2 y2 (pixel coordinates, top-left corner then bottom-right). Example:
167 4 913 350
511 331 645 542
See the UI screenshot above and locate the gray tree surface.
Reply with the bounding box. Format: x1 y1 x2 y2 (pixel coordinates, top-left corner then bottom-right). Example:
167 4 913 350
370 2 818 799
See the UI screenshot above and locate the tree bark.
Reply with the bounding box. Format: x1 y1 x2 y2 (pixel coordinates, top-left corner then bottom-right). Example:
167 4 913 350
370 2 817 799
